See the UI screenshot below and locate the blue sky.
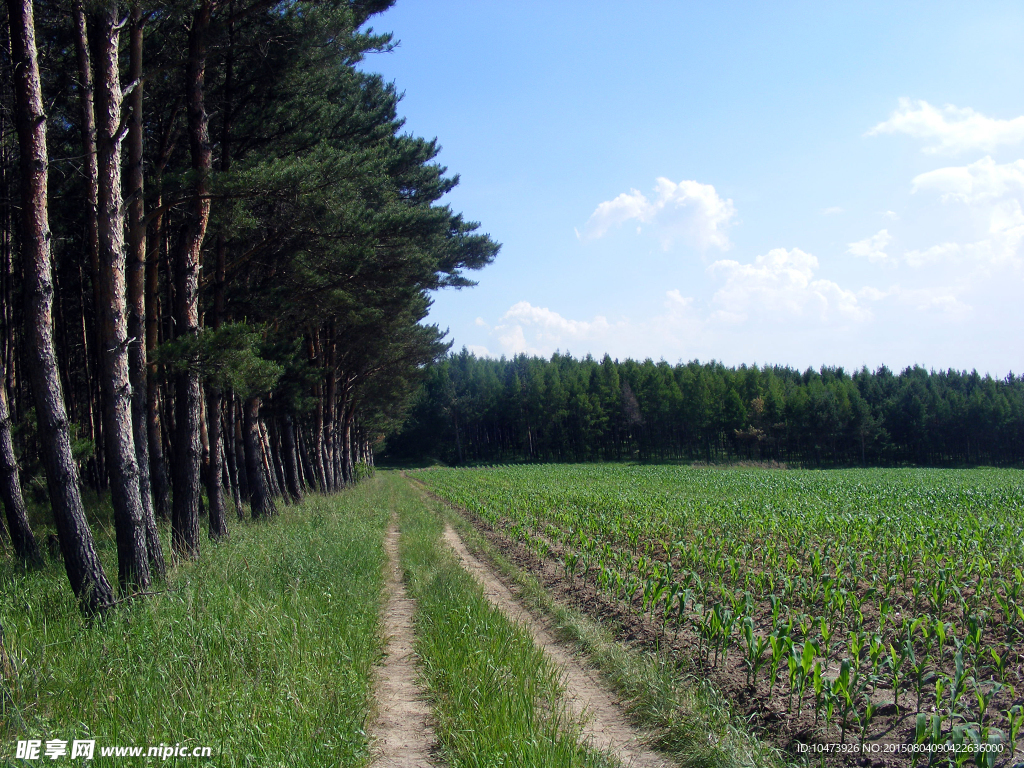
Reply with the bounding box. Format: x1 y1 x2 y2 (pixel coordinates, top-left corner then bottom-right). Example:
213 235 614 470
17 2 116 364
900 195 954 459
360 1 1024 376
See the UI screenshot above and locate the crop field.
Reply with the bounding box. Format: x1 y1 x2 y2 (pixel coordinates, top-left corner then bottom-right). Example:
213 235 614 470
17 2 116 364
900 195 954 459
416 464 1024 765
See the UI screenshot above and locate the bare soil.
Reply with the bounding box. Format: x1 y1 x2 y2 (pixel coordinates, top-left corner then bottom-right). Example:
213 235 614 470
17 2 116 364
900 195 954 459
442 523 675 768
370 521 440 768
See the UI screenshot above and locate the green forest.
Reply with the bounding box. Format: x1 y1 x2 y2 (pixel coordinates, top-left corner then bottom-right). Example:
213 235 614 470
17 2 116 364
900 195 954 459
387 350 1024 467
0 0 495 610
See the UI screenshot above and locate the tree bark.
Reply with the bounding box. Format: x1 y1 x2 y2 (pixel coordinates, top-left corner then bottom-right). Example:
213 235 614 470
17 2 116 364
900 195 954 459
265 416 287 499
242 397 274 518
73 0 105 487
296 423 318 493
281 414 302 502
224 390 243 518
233 399 249 503
90 2 151 590
323 357 336 491
0 360 38 562
171 0 213 558
205 387 226 537
126 3 165 579
259 419 281 498
145 199 170 520
8 0 113 611
309 335 327 492
341 401 354 485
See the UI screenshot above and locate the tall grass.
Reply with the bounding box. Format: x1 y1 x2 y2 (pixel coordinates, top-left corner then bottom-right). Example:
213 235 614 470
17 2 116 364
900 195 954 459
386 474 615 768
0 482 389 766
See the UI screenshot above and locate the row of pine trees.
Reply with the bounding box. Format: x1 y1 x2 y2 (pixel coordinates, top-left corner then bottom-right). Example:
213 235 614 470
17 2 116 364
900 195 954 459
1 0 496 612
387 351 1024 467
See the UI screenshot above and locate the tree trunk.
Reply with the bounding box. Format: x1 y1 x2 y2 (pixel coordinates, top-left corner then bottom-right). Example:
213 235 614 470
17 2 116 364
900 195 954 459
171 0 213 558
312 387 327 491
341 403 354 485
224 390 243 518
126 3 164 579
281 414 302 502
73 0 105 488
323 374 336 491
0 360 38 562
259 419 282 498
9 0 113 611
296 423 318 493
145 200 170 520
243 397 274 518
266 415 289 500
205 387 226 538
233 399 250 505
90 3 151 591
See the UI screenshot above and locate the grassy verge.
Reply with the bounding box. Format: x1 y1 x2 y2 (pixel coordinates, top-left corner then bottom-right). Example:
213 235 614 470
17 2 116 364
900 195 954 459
385 473 614 768
0 480 390 766
409 476 790 768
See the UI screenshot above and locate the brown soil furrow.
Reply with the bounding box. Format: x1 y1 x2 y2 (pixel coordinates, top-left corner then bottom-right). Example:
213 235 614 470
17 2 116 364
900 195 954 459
370 521 439 768
442 523 674 768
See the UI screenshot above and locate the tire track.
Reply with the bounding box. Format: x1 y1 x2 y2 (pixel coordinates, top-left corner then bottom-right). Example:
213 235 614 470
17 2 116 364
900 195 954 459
442 523 674 768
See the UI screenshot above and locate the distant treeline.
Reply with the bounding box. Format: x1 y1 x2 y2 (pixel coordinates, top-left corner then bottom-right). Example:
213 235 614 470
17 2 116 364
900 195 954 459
385 351 1024 467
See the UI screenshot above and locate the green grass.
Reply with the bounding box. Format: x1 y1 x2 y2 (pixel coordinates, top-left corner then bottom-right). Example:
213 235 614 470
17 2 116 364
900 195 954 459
0 481 390 767
385 473 615 768
415 476 787 768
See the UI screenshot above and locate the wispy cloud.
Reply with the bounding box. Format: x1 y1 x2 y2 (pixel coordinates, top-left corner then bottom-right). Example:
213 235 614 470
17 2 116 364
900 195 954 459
492 301 617 356
847 229 892 263
911 156 1024 267
580 177 736 250
912 156 1024 203
868 98 1024 154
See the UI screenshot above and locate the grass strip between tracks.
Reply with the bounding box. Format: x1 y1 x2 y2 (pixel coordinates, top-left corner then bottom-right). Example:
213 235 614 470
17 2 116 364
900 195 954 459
388 473 615 768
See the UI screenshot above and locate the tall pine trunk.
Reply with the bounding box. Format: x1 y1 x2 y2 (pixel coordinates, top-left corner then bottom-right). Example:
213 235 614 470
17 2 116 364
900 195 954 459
341 402 354 485
242 397 274 518
205 387 226 537
281 414 302 502
89 3 150 590
224 391 243 518
0 359 37 562
73 0 105 487
8 0 113 611
126 3 164 579
145 198 170 520
171 0 213 558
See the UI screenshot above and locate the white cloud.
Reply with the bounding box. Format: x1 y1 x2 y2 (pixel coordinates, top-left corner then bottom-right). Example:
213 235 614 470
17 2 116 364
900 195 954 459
474 317 488 327
882 210 899 220
581 177 736 250
466 344 492 357
707 248 869 323
910 156 1024 267
823 206 843 215
912 156 1024 203
903 242 961 268
491 301 618 357
868 98 1024 154
847 229 892 263
892 287 972 318
483 293 703 359
501 301 612 337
